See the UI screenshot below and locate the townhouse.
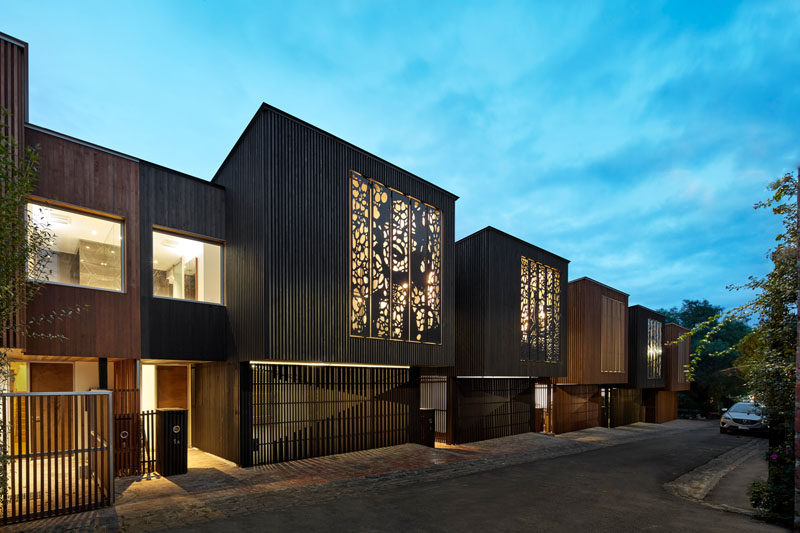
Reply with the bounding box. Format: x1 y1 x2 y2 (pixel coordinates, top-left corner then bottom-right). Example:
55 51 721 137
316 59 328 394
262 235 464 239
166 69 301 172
1 30 691 484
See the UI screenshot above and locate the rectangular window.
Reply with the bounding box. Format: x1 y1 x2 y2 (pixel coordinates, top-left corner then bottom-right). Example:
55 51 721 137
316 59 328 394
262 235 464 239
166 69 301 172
152 230 222 304
600 296 625 373
350 171 441 343
646 318 663 380
27 202 123 291
520 256 561 362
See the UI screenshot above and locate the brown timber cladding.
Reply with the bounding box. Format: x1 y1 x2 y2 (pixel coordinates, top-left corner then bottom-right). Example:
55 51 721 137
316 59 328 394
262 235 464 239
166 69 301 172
0 34 28 350
555 278 628 385
24 127 141 359
192 361 240 464
664 323 691 391
242 364 417 466
212 105 456 367
552 385 603 434
610 388 641 427
643 390 678 423
1 393 112 525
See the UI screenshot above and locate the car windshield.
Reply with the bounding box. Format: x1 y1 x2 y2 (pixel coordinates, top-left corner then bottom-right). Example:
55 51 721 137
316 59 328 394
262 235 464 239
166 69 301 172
729 402 761 415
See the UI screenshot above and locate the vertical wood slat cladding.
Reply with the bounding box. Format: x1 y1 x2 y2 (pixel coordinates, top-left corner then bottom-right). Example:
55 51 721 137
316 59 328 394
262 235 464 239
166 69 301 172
0 36 28 350
455 227 568 377
0 34 27 150
555 278 629 386
628 306 666 389
552 385 603 434
642 389 678 423
24 128 140 358
212 105 455 367
242 363 415 466
452 378 536 444
609 387 642 427
664 323 691 391
139 163 226 361
192 362 240 464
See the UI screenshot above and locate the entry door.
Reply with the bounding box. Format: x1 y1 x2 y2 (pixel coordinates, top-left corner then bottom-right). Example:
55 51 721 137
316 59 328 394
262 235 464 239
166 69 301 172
29 363 74 453
156 366 188 409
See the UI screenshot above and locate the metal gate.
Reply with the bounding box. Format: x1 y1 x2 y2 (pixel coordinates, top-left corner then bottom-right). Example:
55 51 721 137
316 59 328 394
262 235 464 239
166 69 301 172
420 375 447 443
243 363 415 466
0 391 114 525
113 410 156 477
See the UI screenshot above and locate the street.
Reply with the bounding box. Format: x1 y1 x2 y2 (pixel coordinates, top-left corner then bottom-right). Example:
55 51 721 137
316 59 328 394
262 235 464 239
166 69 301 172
169 422 780 532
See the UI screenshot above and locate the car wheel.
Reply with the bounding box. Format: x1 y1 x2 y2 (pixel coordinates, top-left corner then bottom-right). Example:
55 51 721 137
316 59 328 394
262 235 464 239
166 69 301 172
719 427 727 434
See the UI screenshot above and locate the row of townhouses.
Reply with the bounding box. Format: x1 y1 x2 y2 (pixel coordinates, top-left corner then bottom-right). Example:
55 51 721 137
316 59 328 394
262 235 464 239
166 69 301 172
0 31 691 498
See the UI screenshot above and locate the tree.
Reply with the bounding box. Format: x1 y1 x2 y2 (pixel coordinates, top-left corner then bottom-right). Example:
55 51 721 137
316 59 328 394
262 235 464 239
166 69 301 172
657 299 750 416
680 172 797 524
0 108 86 493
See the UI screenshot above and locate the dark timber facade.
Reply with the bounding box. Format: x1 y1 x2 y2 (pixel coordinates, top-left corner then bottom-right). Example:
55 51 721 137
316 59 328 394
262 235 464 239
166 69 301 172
436 227 568 444
1 32 693 501
206 104 456 465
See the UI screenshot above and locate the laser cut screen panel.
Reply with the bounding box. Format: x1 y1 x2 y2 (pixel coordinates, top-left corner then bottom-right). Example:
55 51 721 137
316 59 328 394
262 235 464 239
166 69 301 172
520 257 561 363
646 318 663 380
350 171 442 344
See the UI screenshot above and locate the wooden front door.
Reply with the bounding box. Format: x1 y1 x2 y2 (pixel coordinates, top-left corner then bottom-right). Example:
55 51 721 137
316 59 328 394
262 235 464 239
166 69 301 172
157 366 188 409
29 363 74 453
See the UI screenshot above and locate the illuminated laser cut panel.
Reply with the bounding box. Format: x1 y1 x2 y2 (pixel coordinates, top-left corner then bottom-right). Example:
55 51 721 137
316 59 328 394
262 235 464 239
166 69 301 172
520 256 561 363
350 171 441 344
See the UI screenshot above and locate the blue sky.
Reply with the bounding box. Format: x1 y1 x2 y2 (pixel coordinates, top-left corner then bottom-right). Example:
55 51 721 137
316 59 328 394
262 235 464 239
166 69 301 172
3 1 799 311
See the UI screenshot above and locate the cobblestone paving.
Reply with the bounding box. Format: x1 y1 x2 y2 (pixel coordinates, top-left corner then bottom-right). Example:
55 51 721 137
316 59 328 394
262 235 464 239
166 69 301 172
8 420 700 532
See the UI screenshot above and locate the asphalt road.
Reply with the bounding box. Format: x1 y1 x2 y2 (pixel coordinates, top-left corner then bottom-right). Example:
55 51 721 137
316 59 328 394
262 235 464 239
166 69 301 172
172 423 783 532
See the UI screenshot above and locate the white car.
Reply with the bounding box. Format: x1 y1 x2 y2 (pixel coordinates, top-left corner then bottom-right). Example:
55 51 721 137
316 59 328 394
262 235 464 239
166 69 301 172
719 402 767 434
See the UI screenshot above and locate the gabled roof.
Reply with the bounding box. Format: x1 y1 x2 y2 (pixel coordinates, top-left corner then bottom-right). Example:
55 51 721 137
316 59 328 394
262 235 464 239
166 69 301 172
211 102 459 200
456 225 570 264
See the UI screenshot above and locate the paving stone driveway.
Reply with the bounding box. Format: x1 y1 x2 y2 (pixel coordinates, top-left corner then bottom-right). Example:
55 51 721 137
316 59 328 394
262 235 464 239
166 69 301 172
9 420 702 532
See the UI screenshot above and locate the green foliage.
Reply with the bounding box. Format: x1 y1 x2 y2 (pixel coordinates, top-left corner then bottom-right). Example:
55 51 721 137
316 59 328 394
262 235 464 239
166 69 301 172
0 109 86 494
657 299 750 415
749 444 795 525
680 171 797 522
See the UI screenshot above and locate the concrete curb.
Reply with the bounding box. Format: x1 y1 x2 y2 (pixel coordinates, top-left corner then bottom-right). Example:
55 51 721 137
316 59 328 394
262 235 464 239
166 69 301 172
664 438 763 517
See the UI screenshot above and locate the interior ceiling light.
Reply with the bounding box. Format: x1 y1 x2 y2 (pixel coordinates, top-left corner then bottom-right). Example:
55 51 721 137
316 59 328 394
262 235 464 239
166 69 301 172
161 240 179 248
50 213 71 225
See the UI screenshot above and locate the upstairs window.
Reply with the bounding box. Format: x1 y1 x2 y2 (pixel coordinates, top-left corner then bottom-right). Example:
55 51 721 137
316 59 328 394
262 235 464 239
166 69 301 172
152 230 222 304
520 257 561 362
646 318 663 379
27 202 123 291
600 296 625 373
350 171 441 344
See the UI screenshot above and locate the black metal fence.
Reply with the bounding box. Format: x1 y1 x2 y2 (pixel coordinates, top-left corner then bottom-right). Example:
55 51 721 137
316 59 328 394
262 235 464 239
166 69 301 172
113 410 156 477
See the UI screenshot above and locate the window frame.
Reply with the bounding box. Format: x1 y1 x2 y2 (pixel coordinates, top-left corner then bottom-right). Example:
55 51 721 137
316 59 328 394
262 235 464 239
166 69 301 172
151 225 225 306
25 197 126 294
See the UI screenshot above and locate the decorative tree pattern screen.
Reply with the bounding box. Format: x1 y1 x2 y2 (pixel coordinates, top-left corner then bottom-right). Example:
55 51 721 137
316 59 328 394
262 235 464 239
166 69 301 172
646 319 663 379
350 171 442 343
520 257 561 362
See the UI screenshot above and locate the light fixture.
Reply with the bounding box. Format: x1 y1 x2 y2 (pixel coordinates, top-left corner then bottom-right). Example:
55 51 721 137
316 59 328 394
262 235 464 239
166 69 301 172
91 230 97 235
161 240 179 248
51 213 71 225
